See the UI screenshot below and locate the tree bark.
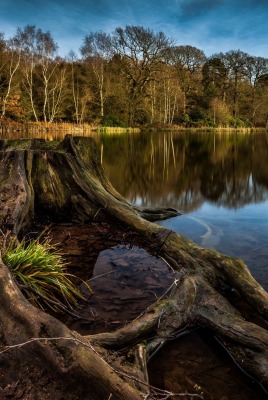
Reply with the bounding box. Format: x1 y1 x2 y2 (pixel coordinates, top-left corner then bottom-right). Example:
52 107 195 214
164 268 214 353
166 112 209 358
0 135 268 399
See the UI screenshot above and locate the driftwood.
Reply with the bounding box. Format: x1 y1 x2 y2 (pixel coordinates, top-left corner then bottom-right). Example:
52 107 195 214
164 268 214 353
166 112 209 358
0 135 268 399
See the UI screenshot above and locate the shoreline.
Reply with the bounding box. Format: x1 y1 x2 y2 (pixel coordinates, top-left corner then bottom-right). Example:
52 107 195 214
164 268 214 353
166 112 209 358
0 120 267 140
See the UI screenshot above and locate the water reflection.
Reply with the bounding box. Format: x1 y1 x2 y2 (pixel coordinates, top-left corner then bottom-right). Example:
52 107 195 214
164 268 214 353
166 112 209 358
98 130 268 289
99 131 268 211
77 245 174 334
3 129 267 287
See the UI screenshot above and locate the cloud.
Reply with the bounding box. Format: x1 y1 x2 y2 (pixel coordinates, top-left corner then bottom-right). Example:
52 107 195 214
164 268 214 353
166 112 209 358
0 0 267 57
178 0 225 19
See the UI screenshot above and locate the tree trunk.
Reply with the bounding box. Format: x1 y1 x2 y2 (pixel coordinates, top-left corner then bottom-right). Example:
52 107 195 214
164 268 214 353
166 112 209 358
0 135 268 399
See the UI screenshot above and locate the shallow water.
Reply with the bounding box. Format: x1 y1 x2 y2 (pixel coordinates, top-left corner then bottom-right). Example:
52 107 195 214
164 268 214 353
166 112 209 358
69 244 175 334
49 223 267 400
149 329 267 400
98 130 268 290
158 200 268 290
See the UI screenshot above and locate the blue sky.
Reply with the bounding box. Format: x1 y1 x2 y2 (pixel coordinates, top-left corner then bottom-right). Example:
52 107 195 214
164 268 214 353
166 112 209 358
1 0 268 58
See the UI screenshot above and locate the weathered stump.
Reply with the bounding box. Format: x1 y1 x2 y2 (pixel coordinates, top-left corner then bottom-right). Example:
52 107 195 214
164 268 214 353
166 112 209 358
0 135 268 399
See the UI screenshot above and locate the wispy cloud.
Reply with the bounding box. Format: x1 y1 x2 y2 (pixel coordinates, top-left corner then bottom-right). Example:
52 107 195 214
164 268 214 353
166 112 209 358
178 0 225 19
0 0 267 58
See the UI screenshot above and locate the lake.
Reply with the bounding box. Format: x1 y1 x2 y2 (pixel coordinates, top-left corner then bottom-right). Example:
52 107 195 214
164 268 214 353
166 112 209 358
3 128 267 398
96 130 268 290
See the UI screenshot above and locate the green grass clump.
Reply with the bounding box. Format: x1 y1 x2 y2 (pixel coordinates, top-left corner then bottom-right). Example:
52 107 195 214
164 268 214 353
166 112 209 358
2 235 85 312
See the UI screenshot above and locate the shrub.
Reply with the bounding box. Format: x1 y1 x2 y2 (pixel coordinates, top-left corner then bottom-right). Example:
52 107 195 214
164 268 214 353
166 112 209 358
229 117 253 128
101 114 128 127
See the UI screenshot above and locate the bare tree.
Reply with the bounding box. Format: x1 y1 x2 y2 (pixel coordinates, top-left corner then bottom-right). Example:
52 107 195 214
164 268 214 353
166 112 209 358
0 33 22 118
15 25 40 121
67 51 92 124
15 25 59 121
168 45 206 116
80 32 112 118
36 29 59 121
46 58 67 122
111 25 173 125
147 65 181 124
214 50 250 118
202 57 228 102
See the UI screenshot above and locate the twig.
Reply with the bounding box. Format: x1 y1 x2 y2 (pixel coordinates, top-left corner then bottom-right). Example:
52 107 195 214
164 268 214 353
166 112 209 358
93 203 107 220
87 269 116 282
158 255 176 274
0 335 203 399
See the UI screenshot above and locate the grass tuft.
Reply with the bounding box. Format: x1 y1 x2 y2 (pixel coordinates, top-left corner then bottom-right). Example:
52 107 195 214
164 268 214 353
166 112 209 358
2 234 86 312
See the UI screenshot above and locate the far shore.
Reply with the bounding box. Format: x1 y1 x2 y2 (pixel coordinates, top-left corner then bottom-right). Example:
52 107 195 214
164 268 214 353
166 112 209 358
0 120 267 140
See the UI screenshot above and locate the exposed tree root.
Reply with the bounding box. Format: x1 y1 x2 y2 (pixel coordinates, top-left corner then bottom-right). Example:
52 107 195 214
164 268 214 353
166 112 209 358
0 135 268 399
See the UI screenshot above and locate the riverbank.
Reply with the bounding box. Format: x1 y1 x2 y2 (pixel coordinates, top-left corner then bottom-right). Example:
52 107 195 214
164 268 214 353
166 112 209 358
0 120 267 140
0 120 141 139
141 125 267 134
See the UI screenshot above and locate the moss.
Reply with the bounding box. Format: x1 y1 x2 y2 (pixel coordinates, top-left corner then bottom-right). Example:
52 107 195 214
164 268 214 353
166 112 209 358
2 138 33 150
0 138 62 152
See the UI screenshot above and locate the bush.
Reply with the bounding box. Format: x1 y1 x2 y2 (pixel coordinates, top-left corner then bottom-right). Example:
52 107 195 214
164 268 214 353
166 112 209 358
229 117 253 128
101 115 128 127
177 111 215 127
189 110 215 127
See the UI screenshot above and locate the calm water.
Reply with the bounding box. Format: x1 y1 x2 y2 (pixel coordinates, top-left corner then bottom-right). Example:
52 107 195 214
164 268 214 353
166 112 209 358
97 130 268 290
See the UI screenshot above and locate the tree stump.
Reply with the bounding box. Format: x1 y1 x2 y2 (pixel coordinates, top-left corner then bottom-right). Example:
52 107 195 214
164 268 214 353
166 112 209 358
0 135 268 399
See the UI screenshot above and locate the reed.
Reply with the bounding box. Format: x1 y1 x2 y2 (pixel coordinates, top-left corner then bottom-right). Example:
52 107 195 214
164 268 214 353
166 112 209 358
0 121 97 140
147 125 266 134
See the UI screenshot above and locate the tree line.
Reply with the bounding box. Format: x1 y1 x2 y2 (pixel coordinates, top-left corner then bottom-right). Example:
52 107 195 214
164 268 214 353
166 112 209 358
1 24 268 127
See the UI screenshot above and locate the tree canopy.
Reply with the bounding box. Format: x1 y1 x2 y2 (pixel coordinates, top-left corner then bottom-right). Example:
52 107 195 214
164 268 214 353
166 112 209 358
1 24 268 127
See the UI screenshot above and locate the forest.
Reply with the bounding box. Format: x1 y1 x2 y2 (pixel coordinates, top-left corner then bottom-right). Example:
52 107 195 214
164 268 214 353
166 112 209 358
1 24 268 128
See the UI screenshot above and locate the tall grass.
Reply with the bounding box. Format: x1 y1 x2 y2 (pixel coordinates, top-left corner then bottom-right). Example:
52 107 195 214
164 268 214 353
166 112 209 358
2 234 86 312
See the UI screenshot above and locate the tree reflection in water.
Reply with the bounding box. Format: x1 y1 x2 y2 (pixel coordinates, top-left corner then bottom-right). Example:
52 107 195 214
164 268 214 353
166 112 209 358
98 130 268 289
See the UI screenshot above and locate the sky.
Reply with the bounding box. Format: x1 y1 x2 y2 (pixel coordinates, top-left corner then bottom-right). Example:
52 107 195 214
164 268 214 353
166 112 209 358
1 0 268 58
